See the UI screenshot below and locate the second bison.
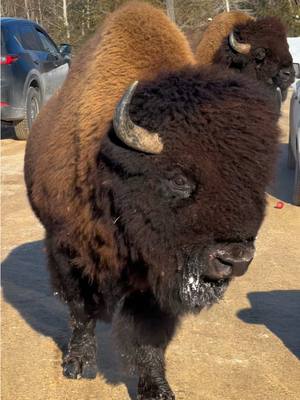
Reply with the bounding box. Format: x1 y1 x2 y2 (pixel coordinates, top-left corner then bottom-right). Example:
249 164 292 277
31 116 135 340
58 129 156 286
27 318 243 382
25 2 280 399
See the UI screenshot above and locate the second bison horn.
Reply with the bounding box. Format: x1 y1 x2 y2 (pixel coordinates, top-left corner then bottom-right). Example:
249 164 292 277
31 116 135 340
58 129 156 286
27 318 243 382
229 31 251 55
113 81 164 154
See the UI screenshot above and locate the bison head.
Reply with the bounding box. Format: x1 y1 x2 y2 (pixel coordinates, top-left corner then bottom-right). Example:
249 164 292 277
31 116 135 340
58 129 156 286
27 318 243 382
99 67 279 315
215 17 294 100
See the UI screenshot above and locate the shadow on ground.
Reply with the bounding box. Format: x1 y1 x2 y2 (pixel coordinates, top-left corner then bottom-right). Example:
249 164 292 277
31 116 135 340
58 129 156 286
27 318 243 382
237 290 300 360
267 143 295 204
1 240 137 399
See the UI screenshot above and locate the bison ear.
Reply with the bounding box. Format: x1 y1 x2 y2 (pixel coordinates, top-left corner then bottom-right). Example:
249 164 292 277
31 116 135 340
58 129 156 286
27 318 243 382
113 81 164 154
254 47 266 61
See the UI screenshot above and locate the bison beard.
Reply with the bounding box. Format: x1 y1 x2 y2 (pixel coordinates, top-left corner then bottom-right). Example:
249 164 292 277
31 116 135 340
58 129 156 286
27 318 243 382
179 253 229 309
24 3 281 399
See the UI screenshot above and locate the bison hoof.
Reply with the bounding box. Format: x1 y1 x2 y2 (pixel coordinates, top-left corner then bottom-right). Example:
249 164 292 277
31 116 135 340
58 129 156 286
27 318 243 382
137 378 175 400
137 391 175 400
63 356 97 380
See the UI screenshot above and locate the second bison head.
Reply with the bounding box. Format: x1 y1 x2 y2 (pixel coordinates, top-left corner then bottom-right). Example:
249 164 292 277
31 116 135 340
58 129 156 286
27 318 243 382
214 16 294 100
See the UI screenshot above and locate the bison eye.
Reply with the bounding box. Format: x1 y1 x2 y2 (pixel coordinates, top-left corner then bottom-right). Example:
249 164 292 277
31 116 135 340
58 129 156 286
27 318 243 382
173 175 186 186
254 47 266 61
162 174 194 199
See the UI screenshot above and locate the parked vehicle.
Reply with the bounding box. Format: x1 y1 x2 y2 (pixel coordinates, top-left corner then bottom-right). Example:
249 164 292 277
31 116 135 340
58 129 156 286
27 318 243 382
287 37 300 206
1 18 71 139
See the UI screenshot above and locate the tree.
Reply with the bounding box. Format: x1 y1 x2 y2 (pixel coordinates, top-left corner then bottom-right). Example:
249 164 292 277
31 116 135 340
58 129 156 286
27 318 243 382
62 0 70 40
166 0 176 22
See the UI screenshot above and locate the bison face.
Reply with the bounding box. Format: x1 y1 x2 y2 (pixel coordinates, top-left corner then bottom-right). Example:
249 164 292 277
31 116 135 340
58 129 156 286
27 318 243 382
242 43 294 101
218 17 294 100
99 68 279 314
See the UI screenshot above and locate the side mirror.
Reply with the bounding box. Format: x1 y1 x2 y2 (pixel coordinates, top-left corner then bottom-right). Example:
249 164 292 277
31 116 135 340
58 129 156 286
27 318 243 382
58 43 72 60
293 63 300 79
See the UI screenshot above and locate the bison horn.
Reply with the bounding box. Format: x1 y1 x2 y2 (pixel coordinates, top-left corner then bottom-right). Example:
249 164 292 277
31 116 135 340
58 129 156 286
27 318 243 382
229 31 251 55
113 81 163 154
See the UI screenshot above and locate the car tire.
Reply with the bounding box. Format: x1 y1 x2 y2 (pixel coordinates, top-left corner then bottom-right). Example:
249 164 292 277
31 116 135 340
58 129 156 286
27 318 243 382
15 87 41 140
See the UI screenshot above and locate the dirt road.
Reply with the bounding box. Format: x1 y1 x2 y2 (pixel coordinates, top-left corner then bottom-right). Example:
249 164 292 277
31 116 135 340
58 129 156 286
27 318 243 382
1 98 300 400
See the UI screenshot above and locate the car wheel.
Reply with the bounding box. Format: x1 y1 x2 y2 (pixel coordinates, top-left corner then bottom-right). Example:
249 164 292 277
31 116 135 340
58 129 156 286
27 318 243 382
15 87 41 140
292 158 300 206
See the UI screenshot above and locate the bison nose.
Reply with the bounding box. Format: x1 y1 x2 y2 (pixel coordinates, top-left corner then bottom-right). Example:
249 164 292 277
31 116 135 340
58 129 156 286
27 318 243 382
206 244 255 280
279 67 293 82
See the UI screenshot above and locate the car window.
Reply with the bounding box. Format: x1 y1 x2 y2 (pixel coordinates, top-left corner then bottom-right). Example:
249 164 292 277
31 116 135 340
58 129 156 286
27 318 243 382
18 24 44 51
36 30 59 56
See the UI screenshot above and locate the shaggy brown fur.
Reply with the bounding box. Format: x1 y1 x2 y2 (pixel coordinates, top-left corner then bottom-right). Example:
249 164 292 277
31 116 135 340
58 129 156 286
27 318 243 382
25 1 195 281
195 11 254 65
24 2 281 399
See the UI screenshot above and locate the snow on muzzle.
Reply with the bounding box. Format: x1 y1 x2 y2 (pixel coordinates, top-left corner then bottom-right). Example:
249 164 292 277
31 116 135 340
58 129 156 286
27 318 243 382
178 242 255 309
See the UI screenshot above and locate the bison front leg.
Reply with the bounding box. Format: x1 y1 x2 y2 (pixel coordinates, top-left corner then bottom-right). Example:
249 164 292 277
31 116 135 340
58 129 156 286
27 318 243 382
63 300 97 380
113 292 177 400
46 241 98 380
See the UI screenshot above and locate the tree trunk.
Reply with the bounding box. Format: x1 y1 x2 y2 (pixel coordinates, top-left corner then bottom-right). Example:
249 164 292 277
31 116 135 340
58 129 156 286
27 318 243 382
87 0 90 30
225 0 230 12
82 9 85 36
37 0 43 25
166 0 176 23
62 0 70 39
24 0 30 19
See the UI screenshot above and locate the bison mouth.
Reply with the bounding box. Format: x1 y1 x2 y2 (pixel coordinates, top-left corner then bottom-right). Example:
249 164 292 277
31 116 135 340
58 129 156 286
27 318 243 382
154 258 230 315
179 265 230 312
270 73 294 102
265 78 286 102
175 241 254 312
152 243 253 314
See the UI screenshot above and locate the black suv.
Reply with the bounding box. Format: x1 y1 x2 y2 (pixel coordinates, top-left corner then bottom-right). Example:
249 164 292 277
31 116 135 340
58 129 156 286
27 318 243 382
1 18 71 139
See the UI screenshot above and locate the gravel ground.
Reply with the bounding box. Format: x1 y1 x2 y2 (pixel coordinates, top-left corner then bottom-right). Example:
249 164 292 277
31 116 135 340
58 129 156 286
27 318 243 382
1 96 300 400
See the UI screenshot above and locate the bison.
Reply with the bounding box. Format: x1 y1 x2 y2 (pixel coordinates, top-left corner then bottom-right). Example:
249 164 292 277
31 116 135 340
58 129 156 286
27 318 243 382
195 11 295 100
25 2 280 399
